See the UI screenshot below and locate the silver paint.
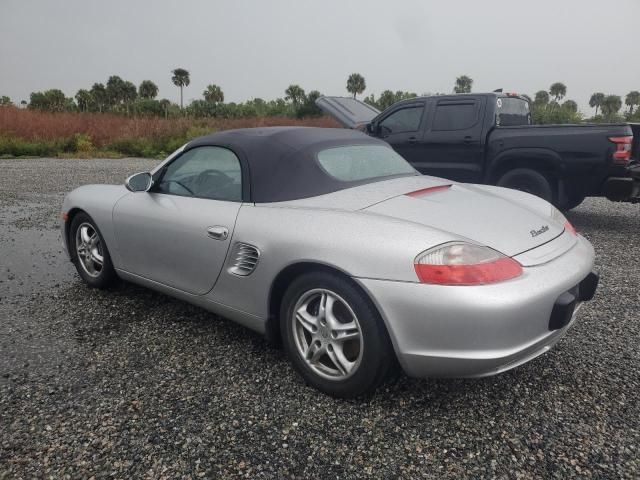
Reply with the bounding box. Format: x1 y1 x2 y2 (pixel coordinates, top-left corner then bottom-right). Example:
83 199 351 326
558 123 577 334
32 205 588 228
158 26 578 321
61 167 595 379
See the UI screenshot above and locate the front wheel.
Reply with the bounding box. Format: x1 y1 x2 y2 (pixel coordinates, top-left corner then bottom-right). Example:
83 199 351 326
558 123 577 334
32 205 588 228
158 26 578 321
69 212 117 288
497 168 554 204
280 272 397 398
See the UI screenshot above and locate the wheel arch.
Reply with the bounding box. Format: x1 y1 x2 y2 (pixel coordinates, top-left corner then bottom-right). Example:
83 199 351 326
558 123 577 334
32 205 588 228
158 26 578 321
64 207 87 259
487 148 564 184
265 261 377 346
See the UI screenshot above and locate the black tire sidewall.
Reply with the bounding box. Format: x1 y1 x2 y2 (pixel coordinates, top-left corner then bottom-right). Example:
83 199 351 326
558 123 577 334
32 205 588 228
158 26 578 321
69 212 117 288
497 168 554 204
280 272 395 398
562 194 585 211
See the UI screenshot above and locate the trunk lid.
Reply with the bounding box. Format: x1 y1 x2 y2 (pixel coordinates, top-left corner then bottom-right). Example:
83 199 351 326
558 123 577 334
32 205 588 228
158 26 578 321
315 96 380 129
364 182 563 257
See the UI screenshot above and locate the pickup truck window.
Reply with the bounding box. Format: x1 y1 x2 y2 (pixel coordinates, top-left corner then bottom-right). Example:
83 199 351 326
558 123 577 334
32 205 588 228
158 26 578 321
432 101 479 131
378 106 423 134
496 97 531 126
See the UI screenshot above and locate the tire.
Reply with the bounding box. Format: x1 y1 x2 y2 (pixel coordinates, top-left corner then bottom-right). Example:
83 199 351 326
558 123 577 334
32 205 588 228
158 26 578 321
280 271 397 398
497 168 554 204
561 194 585 211
69 212 117 289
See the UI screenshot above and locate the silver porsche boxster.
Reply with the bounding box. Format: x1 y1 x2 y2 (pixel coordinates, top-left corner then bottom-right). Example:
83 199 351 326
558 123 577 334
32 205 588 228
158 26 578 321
61 127 598 397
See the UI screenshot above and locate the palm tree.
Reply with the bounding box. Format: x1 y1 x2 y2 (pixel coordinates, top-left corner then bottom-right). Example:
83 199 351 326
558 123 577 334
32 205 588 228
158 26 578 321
171 68 190 109
75 89 93 112
203 84 224 103
90 83 107 112
625 91 640 114
534 90 549 105
139 80 159 99
549 82 567 103
106 75 126 110
159 98 171 119
284 84 306 106
378 90 397 110
122 81 138 115
563 100 578 113
454 75 473 94
346 73 366 98
601 95 622 119
589 92 605 116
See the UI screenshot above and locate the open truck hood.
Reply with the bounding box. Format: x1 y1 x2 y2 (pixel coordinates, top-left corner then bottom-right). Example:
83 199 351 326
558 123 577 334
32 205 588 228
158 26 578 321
363 182 565 257
315 96 380 129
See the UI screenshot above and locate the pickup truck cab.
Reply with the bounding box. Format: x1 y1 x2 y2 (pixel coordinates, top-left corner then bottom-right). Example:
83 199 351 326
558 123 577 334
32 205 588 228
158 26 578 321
317 93 639 209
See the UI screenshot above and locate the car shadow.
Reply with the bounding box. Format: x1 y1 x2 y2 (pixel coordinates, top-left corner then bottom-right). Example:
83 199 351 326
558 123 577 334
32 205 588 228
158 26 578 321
59 280 580 411
566 205 639 234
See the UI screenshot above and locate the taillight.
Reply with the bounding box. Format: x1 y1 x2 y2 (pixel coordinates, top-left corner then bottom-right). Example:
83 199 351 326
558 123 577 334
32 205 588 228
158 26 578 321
609 136 632 166
414 242 523 286
564 220 577 236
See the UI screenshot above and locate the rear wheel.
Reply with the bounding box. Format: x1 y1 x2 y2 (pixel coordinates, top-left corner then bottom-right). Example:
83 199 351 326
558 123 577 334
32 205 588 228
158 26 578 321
280 272 397 398
497 168 554 204
69 212 117 288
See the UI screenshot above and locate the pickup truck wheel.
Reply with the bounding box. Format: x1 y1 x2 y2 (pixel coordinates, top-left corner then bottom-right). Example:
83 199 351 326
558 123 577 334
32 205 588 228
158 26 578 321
497 168 554 204
562 194 585 211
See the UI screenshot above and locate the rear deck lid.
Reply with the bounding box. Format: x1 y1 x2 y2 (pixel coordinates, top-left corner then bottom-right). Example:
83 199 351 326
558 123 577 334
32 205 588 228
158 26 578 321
315 96 380 129
364 183 565 257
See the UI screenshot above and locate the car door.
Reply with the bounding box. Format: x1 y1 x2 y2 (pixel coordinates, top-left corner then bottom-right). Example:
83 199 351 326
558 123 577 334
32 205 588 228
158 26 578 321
376 102 427 165
417 96 486 182
112 146 243 295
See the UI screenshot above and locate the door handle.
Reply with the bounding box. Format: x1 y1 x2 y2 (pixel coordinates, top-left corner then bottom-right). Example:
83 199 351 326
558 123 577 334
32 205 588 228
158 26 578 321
408 136 418 143
463 136 473 144
207 226 228 240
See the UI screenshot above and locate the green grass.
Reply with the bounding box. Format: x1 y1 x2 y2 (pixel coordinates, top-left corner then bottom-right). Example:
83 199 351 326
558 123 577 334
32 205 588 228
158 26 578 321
0 131 201 159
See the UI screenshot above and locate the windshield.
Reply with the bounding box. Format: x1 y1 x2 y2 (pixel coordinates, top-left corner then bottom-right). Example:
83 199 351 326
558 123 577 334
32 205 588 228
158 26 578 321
317 145 417 182
496 97 531 126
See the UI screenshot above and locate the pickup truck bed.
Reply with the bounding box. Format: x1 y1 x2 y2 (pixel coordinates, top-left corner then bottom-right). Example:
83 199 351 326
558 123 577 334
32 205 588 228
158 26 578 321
318 94 639 209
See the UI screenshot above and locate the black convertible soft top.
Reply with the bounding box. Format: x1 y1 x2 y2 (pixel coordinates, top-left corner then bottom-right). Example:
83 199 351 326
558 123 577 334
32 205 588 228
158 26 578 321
185 127 415 203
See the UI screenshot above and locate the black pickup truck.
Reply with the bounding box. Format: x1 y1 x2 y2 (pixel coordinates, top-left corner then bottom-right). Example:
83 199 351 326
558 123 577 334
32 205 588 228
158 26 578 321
317 93 639 209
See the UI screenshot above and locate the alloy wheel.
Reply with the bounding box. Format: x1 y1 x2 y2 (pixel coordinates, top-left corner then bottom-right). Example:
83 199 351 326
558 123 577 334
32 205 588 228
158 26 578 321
291 288 363 380
75 222 104 278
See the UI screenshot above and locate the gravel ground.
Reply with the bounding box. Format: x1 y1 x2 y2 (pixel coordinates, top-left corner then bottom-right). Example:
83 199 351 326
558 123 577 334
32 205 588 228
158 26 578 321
1 157 638 479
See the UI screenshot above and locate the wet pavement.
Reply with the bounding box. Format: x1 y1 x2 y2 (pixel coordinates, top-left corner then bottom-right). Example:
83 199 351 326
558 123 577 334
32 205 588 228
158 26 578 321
1 157 639 478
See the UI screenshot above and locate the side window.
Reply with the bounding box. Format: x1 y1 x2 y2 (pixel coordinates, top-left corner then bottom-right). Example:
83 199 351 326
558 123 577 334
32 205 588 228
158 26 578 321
432 102 479 131
378 106 423 135
156 146 242 201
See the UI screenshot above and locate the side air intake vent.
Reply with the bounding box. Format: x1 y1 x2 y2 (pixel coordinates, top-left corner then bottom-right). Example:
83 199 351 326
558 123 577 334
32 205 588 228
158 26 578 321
229 243 260 276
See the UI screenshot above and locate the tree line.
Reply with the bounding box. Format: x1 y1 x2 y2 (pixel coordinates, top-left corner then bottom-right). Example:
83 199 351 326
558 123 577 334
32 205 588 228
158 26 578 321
2 71 639 124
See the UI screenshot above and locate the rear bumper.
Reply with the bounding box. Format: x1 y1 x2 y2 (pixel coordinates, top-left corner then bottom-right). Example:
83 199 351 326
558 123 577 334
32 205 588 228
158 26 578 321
355 235 596 378
602 164 640 203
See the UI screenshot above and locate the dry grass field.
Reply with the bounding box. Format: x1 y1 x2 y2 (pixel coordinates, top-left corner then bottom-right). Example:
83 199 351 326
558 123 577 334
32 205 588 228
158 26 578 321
0 107 339 157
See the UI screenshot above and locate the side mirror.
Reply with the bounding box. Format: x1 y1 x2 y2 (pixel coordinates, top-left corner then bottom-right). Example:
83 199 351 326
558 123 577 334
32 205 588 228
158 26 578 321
125 172 152 192
370 122 383 136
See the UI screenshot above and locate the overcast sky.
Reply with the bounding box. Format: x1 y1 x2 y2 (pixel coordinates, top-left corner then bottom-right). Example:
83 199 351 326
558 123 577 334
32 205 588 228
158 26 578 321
1 0 638 114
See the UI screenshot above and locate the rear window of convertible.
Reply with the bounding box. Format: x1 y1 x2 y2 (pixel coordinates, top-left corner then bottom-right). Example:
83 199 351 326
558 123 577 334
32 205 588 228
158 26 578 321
316 145 416 182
